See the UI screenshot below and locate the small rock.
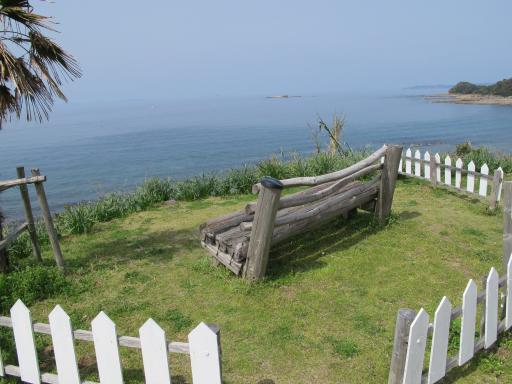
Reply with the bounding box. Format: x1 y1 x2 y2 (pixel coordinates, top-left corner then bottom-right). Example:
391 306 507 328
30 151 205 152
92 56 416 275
163 199 177 206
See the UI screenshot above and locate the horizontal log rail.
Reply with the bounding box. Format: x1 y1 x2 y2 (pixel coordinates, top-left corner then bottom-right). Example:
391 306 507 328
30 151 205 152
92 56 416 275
0 175 46 192
241 177 381 231
246 162 382 214
0 222 28 251
252 145 388 192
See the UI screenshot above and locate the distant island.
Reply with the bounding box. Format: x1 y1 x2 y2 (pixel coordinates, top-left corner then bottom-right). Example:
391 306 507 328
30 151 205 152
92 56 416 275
265 95 302 99
426 78 512 105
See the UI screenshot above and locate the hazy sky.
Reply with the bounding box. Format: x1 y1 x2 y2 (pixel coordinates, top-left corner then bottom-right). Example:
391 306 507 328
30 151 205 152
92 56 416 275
40 0 511 101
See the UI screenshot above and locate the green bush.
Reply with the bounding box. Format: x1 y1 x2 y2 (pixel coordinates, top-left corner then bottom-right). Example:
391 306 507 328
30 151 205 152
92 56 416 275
0 266 69 314
449 78 512 97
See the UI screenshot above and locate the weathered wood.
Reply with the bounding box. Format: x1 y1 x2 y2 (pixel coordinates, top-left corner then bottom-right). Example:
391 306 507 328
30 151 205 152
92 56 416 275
201 241 243 275
489 168 503 210
376 145 402 224
388 309 416 384
503 182 512 273
0 176 46 192
200 209 253 240
271 188 378 245
30 169 65 270
16 167 42 262
245 180 338 215
242 179 378 231
0 212 7 273
244 177 283 281
252 145 388 191
430 155 437 187
0 223 28 251
246 163 381 214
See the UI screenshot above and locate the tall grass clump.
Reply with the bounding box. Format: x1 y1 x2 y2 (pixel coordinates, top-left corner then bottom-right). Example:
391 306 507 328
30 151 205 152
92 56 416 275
455 142 512 174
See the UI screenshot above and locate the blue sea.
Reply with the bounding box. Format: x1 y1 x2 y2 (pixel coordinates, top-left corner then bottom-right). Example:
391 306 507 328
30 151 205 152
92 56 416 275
1 88 512 219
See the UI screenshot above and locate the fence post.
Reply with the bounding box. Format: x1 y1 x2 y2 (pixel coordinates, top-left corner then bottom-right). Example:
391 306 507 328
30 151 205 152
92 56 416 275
188 323 222 384
430 156 437 188
244 177 283 281
30 169 65 270
503 182 512 274
0 211 7 273
388 308 416 384
489 168 504 210
16 167 42 262
376 145 403 225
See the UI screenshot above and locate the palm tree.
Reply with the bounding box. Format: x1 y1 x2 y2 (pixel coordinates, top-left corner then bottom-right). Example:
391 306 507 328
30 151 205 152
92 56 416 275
0 0 81 127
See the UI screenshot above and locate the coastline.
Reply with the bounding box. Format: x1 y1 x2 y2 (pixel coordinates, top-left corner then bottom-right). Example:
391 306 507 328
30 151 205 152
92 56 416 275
425 93 512 106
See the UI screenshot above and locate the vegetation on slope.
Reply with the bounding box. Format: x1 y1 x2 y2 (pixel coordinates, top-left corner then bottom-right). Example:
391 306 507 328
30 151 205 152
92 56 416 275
449 78 512 97
0 178 510 383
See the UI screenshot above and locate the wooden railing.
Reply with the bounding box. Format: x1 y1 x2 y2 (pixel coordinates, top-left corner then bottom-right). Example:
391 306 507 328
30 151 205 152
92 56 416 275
0 166 64 270
243 144 403 281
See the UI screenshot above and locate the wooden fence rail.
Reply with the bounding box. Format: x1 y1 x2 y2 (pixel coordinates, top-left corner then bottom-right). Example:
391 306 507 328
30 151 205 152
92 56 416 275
0 167 63 270
398 148 504 209
0 300 222 384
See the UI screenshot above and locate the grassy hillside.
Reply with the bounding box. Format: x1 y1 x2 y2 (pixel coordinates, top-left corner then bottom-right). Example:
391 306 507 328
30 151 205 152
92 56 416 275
1 177 512 383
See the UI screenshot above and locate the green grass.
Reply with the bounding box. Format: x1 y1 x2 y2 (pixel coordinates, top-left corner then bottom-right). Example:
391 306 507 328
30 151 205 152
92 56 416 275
2 177 512 383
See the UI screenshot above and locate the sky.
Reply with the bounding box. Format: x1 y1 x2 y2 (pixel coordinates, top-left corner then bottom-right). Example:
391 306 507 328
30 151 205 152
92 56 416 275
38 0 512 102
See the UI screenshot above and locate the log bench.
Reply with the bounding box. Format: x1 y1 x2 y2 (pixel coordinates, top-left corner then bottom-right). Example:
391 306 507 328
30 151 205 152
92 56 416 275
200 144 402 280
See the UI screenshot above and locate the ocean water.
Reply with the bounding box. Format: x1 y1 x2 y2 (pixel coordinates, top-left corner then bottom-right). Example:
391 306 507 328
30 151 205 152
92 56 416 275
1 89 512 219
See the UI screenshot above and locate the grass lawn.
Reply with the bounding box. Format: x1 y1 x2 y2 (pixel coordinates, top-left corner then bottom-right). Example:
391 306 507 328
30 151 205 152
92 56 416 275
3 176 512 383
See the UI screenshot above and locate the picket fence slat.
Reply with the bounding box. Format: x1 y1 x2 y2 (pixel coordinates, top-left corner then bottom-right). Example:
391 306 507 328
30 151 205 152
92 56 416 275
140 319 172 384
0 300 222 384
507 257 512 330
467 161 475 193
497 167 504 201
428 297 451 384
403 309 429 384
189 323 222 384
414 150 421 177
91 312 124 384
424 152 431 180
0 346 4 376
11 300 40 384
399 158 403 173
458 279 477 366
455 158 463 189
444 156 451 186
48 305 81 384
406 148 412 175
479 164 489 197
435 153 441 182
485 268 499 348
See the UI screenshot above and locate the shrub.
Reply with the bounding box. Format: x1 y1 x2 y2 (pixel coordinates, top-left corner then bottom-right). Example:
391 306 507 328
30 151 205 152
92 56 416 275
0 266 69 313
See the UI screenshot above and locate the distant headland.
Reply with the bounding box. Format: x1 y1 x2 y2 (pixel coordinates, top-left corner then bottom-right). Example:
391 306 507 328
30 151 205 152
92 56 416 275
426 78 512 105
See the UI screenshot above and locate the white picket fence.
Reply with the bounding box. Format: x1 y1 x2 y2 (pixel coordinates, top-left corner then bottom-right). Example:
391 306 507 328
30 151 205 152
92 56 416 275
0 300 222 384
398 148 504 208
398 259 512 384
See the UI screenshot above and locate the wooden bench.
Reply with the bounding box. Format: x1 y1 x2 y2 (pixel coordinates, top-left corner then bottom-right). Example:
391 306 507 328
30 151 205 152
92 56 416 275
200 144 402 280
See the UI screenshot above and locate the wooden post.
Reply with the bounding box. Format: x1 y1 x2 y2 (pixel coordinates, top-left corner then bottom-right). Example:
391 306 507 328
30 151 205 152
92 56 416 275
388 308 416 384
16 167 42 262
430 156 437 188
244 177 283 281
376 145 402 224
503 182 512 274
489 168 503 210
0 210 8 273
30 169 65 270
